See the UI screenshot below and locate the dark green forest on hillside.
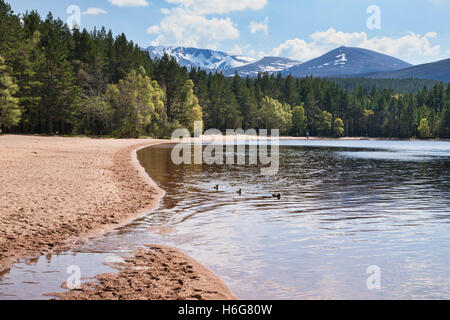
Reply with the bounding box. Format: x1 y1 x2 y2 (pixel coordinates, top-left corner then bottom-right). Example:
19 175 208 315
1 1 449 138
329 78 443 94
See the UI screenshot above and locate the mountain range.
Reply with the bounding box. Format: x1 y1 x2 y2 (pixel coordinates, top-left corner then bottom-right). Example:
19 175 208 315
147 46 254 72
147 45 449 82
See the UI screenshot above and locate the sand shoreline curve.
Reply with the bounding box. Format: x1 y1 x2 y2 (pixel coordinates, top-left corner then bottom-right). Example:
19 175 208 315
0 135 235 300
0 135 162 270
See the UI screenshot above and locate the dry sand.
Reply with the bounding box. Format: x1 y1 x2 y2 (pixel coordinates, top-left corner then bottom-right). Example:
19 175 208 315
0 134 234 300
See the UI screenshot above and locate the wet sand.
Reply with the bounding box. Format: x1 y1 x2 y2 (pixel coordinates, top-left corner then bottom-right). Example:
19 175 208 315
0 135 234 300
53 245 235 300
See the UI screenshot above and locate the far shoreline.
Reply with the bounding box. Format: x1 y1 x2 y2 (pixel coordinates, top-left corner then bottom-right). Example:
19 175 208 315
3 132 449 142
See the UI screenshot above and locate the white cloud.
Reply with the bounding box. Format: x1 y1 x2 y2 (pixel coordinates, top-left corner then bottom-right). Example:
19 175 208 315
165 0 267 15
231 44 254 56
231 45 245 55
147 0 267 50
83 8 107 15
108 0 149 7
230 45 266 59
147 8 239 49
249 16 268 35
147 25 160 34
269 28 440 63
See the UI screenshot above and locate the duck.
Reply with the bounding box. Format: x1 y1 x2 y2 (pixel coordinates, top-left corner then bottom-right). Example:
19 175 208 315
272 193 281 199
237 189 242 196
214 184 219 191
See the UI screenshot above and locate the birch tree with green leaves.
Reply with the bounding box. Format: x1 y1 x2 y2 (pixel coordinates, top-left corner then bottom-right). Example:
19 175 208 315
106 67 165 138
0 55 21 132
259 96 292 134
176 79 203 133
292 104 307 136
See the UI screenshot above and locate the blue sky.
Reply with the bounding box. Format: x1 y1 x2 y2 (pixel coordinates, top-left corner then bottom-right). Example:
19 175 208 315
8 0 450 64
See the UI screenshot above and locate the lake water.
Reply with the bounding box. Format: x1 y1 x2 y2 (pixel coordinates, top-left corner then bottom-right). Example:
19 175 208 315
1 139 449 299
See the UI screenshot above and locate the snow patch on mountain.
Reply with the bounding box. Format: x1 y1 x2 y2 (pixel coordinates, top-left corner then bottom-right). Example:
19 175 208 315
310 52 349 70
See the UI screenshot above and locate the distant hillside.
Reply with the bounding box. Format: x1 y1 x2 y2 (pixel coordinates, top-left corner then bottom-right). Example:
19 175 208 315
283 46 412 77
360 58 450 82
329 78 443 94
223 56 301 77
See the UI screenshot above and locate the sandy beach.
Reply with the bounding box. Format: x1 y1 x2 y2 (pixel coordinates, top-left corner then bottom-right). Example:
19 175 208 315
0 134 234 300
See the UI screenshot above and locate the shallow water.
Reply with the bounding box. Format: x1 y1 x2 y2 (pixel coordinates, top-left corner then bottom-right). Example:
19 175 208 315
1 139 449 299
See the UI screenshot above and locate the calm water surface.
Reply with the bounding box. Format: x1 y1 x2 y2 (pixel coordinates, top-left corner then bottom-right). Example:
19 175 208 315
1 140 449 299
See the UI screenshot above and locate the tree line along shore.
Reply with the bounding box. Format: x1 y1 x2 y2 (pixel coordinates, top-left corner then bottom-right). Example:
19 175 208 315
1 0 449 140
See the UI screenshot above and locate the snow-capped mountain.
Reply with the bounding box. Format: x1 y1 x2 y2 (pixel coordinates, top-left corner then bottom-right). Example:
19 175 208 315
223 57 302 77
146 45 439 80
147 46 255 72
282 46 412 77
